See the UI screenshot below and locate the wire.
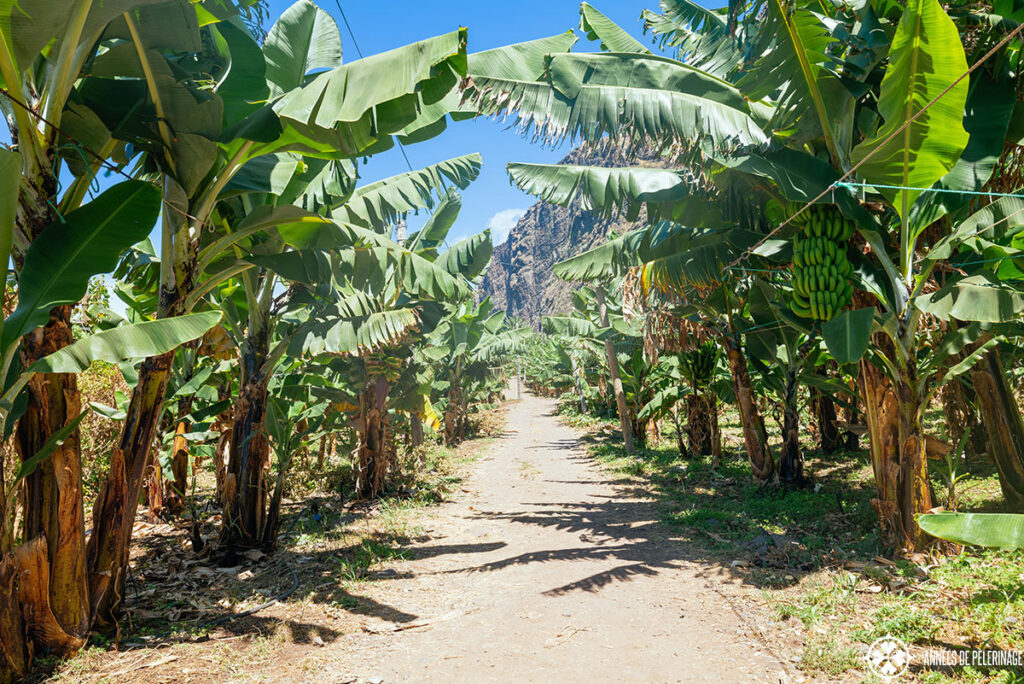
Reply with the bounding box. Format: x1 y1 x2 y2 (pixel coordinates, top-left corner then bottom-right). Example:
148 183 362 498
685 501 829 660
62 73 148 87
724 19 1024 272
836 181 1024 199
0 85 201 225
333 0 365 59
333 0 416 174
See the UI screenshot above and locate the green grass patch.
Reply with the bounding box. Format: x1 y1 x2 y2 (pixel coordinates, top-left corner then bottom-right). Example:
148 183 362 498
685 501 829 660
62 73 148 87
564 400 1024 682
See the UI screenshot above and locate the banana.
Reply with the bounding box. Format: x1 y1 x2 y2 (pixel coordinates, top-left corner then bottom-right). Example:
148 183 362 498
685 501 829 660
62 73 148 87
788 205 857 319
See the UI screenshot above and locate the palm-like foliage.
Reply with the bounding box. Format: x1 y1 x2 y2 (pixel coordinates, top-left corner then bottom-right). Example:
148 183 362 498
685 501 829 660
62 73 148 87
493 0 1024 551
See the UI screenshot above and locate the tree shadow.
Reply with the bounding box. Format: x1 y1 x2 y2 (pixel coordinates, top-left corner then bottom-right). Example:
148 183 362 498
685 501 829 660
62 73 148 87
117 512 511 644
418 426 887 597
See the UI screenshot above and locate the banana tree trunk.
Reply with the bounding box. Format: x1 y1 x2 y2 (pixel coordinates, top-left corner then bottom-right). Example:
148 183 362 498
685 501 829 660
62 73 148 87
444 369 468 446
15 305 89 644
858 349 933 551
858 356 901 548
261 453 292 549
10 538 85 657
595 286 634 453
317 434 329 467
570 355 588 414
671 405 690 458
444 381 460 445
812 392 842 454
843 380 861 451
970 349 1024 511
355 375 392 499
0 553 29 683
144 445 164 520
723 335 774 481
812 368 842 454
163 404 191 515
221 345 271 551
410 414 424 449
685 392 714 456
86 350 174 630
896 364 932 550
214 421 231 498
778 371 804 484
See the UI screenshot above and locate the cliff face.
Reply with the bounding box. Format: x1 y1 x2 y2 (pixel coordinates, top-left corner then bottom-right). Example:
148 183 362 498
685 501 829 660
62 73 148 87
479 145 647 328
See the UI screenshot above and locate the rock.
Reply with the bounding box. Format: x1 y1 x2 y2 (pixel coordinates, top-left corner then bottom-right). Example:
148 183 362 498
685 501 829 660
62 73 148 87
479 142 663 327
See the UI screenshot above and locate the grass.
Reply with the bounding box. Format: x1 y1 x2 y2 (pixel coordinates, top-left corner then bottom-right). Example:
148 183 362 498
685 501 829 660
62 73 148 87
801 636 865 678
562 399 1024 682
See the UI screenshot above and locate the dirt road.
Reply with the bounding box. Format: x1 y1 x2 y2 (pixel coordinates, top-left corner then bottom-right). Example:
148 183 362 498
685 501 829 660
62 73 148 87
339 394 788 683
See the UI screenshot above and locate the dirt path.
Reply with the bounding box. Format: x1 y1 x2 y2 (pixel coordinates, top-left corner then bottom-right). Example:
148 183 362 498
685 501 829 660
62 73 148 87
333 394 789 683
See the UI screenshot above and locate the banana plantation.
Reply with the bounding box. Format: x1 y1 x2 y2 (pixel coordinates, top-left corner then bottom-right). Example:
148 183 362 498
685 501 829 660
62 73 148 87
2 0 1024 680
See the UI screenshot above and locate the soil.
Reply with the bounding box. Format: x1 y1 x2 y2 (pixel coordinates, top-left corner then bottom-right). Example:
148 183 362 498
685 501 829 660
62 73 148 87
325 392 789 683
53 392 792 683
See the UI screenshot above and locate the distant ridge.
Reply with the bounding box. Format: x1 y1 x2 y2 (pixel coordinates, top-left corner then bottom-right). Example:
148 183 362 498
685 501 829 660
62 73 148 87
479 144 651 328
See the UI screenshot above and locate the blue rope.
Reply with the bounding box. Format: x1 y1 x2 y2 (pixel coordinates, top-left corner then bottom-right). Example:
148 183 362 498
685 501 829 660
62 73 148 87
836 181 1024 200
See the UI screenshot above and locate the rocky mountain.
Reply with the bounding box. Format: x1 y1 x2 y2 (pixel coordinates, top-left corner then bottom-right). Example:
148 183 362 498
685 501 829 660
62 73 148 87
479 144 648 328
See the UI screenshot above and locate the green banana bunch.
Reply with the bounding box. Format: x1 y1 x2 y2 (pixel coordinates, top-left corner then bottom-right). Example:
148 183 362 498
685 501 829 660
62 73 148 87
786 204 856 321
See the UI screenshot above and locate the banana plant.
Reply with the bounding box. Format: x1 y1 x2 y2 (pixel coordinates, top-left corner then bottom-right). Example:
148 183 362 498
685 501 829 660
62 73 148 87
639 342 726 459
0 175 222 664
743 281 853 482
552 222 782 478
79 0 479 620
474 0 1024 550
0 0 203 652
542 313 606 414
209 159 475 547
428 298 529 445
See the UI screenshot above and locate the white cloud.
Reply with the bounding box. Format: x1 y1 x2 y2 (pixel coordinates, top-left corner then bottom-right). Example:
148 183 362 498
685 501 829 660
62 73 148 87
486 208 528 245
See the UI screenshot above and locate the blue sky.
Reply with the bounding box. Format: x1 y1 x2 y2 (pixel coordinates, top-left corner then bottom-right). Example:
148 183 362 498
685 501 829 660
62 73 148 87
2 1 659 245
265 0 657 246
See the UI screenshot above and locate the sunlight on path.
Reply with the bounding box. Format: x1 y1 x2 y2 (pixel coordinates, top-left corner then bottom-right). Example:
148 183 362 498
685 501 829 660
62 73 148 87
336 392 790 683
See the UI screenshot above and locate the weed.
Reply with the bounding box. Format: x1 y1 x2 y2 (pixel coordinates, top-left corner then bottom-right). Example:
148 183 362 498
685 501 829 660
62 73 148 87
800 636 863 677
